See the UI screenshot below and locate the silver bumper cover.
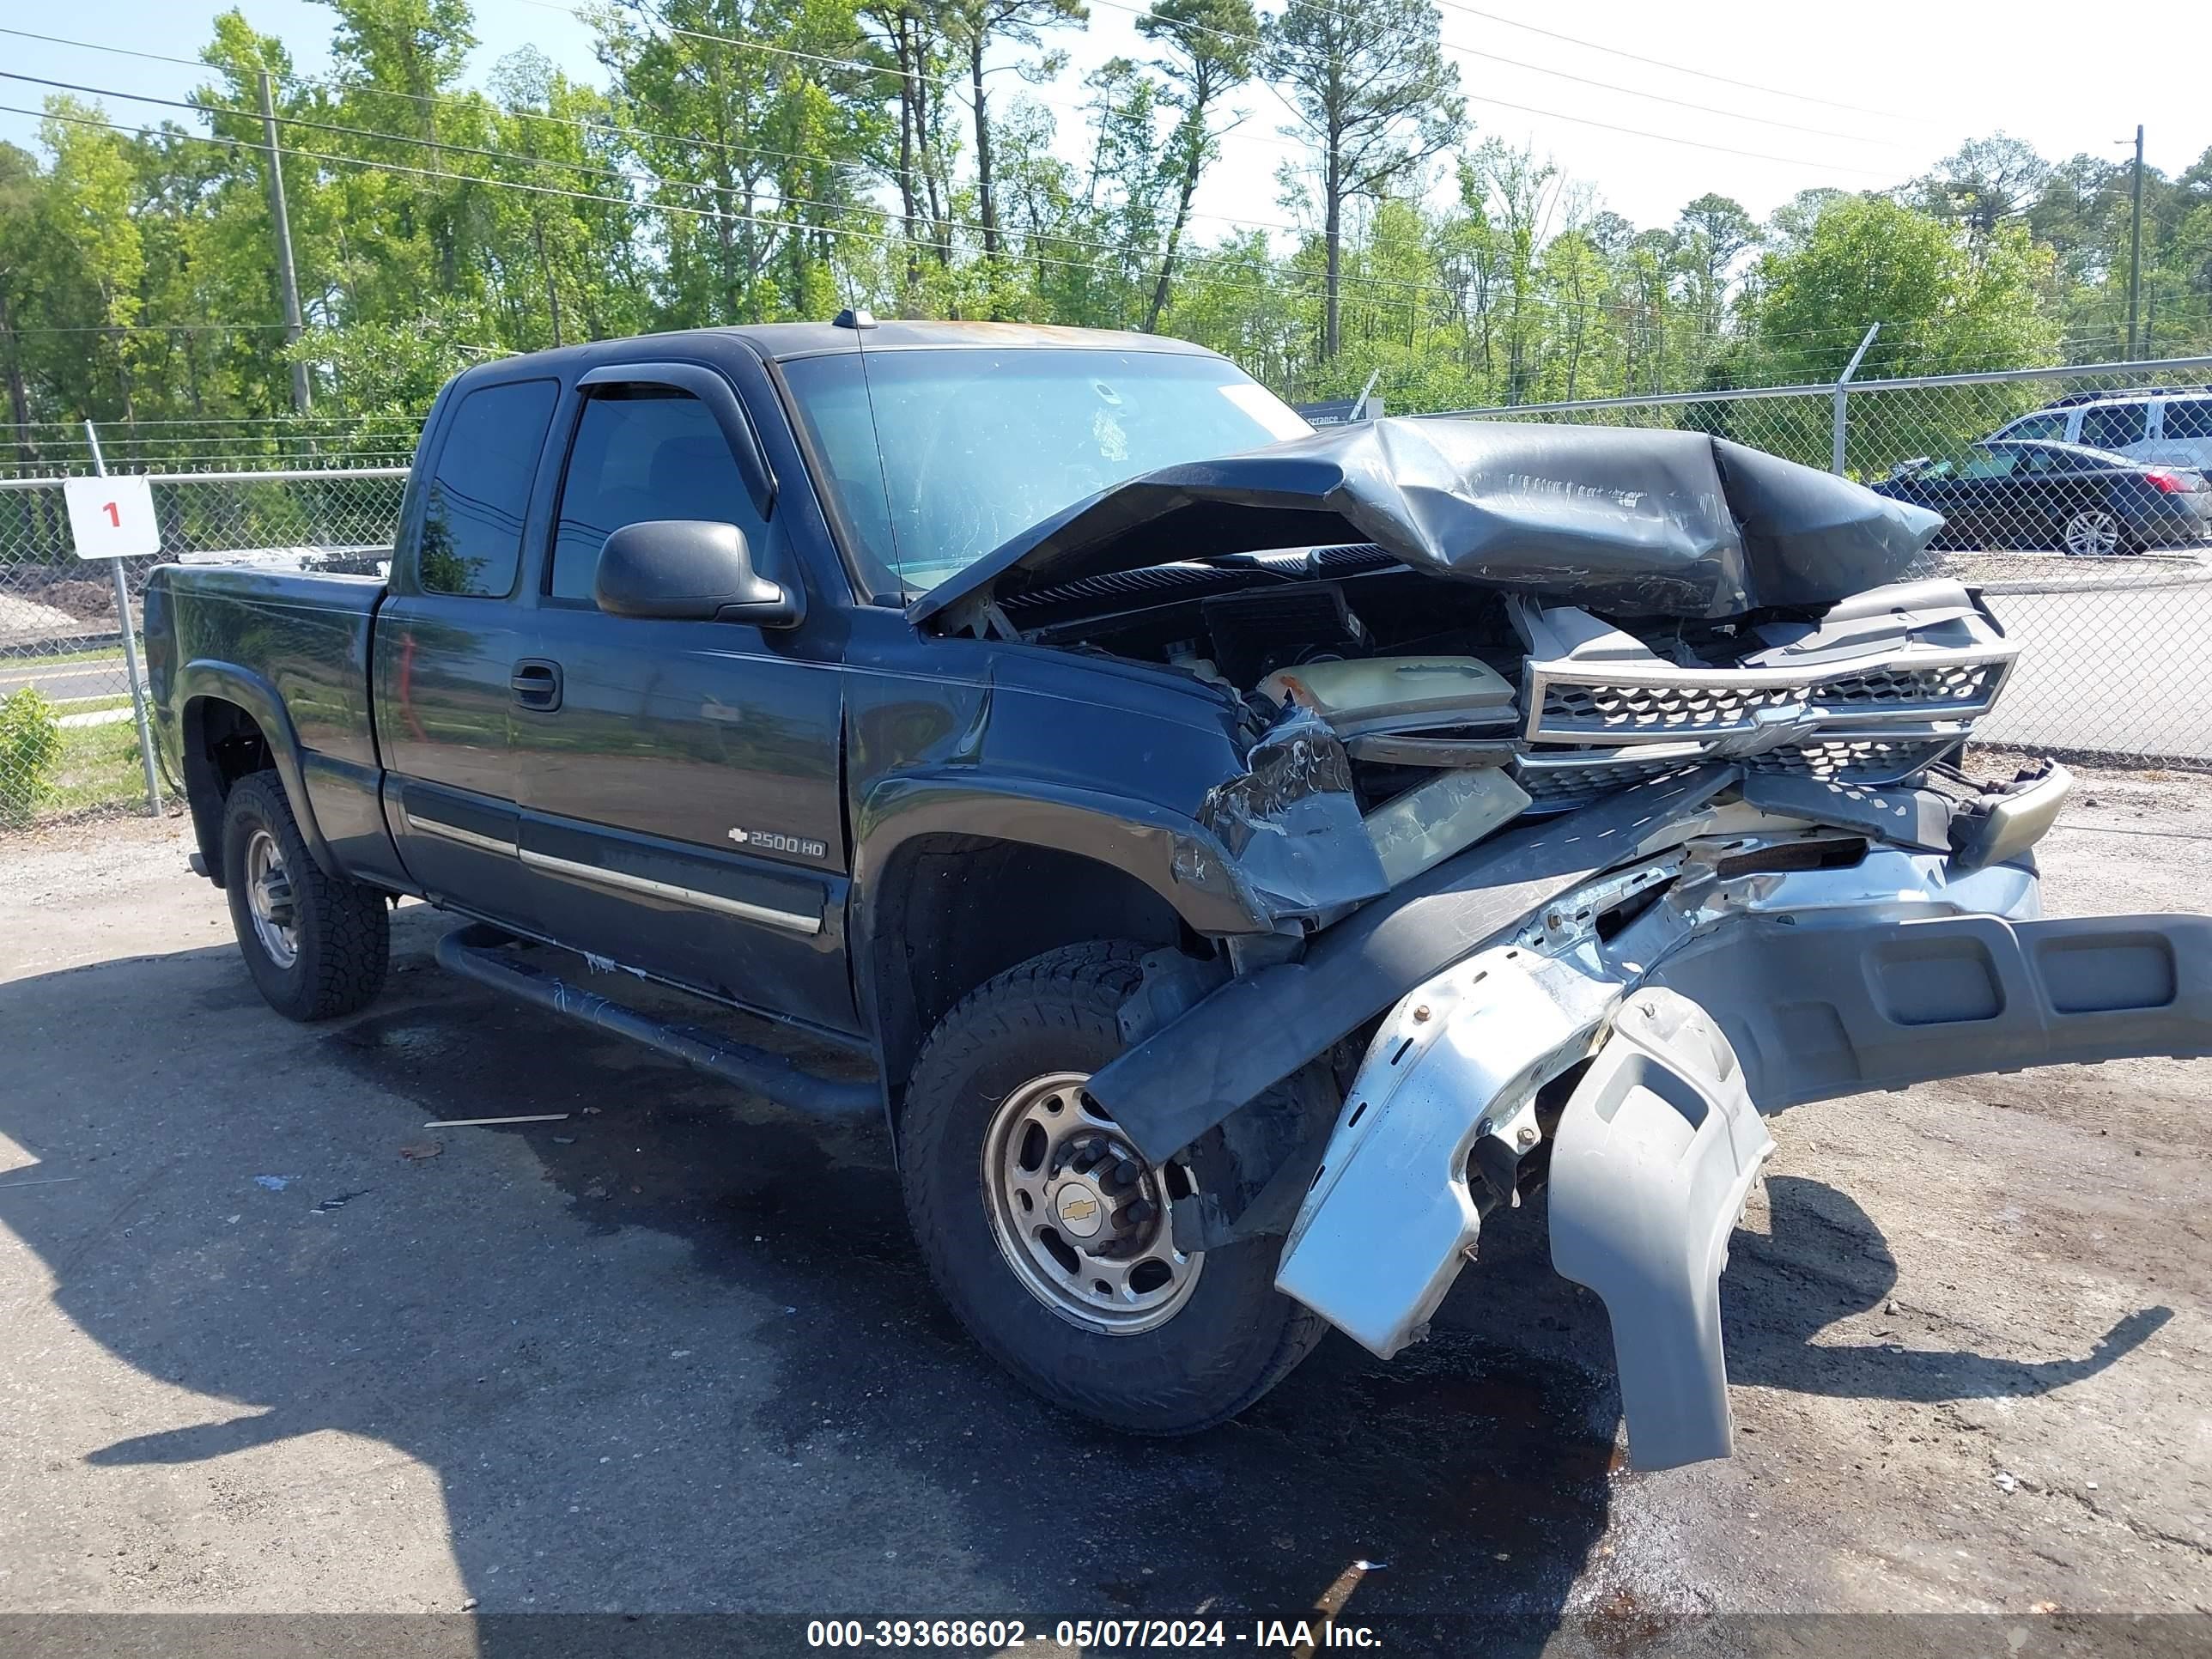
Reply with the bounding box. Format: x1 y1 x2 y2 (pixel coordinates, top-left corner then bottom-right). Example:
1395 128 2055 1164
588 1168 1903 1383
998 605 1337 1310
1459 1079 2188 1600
1273 835 2212 1470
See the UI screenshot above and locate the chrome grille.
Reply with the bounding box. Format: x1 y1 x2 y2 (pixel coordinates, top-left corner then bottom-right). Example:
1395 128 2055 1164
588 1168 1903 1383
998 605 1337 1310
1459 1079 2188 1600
1515 732 1967 811
1531 655 2009 744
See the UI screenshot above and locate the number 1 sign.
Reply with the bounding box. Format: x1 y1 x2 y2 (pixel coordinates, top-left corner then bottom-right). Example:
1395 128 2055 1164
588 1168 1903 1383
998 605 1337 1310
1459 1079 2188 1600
64 475 161 562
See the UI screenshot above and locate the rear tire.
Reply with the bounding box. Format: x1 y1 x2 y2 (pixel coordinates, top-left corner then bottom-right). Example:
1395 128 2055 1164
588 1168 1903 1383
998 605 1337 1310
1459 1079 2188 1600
900 941 1328 1434
2062 507 2125 557
221 771 390 1022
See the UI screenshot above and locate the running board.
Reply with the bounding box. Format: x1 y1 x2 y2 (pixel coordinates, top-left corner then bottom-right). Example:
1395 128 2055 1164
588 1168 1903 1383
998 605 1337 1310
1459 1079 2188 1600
434 924 880 1120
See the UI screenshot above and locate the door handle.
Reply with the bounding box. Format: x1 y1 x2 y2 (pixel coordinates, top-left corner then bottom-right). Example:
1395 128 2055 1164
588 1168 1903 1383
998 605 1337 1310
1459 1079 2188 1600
511 659 563 712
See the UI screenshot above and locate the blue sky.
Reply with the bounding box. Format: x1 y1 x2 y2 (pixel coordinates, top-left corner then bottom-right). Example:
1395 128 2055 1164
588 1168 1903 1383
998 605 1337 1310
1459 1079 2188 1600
5 0 2208 246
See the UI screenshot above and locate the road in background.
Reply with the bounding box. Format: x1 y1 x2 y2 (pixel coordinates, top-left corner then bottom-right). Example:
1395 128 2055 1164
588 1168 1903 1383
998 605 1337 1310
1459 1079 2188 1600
1981 577 2212 761
0 654 129 702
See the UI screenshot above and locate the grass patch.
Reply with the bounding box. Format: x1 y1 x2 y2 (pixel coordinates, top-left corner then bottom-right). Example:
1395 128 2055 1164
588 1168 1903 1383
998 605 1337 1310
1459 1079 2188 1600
56 694 135 715
40 718 152 818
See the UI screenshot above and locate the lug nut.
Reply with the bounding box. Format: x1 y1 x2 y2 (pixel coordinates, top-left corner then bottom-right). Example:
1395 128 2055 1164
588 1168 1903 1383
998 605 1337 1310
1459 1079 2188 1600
1113 1158 1140 1189
1121 1199 1157 1227
1413 1005 1431 1023
1073 1139 1107 1171
1516 1126 1538 1149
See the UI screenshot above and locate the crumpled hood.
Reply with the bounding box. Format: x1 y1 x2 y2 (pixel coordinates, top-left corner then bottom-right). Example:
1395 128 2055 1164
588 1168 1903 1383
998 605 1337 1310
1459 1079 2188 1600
908 417 1944 624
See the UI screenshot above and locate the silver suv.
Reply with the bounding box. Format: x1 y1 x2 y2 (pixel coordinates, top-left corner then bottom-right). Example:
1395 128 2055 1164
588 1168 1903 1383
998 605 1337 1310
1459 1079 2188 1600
1990 386 2212 472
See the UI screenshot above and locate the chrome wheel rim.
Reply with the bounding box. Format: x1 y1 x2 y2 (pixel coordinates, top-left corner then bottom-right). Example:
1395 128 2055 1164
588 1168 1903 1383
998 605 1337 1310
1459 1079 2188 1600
244 828 299 969
980 1071 1203 1335
2063 510 2120 556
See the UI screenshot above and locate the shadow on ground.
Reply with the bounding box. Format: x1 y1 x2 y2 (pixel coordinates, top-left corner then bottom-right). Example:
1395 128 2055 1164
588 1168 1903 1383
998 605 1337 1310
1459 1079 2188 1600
0 915 2167 1651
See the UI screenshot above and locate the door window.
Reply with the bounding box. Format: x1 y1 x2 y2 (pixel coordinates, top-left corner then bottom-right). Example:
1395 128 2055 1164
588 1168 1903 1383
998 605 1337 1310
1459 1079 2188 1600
1999 412 2068 443
2162 398 2212 441
548 386 770 605
1957 446 2022 479
2079 402 2149 451
419 379 559 597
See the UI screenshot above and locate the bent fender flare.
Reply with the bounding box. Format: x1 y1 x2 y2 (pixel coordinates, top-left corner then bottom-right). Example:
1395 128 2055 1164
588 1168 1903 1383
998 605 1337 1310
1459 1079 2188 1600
176 659 342 880
1085 766 1741 1164
847 770 1279 1136
1548 987 1774 1472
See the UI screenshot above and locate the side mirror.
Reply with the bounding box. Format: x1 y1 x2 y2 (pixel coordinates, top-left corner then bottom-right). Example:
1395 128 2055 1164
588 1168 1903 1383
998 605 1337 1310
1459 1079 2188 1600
593 520 801 627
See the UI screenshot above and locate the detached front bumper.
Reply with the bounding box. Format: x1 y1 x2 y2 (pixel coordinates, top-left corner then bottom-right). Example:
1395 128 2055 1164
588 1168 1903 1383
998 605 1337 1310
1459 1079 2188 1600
1273 775 2212 1470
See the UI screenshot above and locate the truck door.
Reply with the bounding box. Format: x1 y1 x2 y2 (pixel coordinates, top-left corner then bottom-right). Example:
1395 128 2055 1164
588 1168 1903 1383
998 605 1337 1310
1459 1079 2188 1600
512 363 856 1035
371 374 560 927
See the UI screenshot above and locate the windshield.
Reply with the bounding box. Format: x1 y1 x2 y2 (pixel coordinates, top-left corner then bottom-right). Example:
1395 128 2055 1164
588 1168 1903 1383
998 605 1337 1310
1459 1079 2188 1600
779 347 1313 599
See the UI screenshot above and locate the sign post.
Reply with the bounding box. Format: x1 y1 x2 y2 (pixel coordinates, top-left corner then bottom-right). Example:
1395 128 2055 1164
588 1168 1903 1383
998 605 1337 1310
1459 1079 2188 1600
66 422 163 815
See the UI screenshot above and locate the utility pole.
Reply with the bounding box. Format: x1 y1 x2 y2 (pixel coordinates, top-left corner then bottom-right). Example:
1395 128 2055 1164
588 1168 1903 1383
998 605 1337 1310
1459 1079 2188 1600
258 70 313 414
2125 124 2145 360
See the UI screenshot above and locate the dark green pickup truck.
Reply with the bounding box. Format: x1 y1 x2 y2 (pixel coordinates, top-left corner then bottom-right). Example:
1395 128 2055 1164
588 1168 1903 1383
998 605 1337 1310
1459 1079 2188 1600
142 319 2212 1469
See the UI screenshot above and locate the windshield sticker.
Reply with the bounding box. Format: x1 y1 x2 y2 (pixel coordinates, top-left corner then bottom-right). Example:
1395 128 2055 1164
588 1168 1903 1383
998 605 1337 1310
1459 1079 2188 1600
1218 381 1315 441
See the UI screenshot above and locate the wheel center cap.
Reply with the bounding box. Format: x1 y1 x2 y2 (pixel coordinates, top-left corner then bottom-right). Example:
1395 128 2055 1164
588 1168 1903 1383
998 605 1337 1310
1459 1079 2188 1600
1054 1182 1106 1239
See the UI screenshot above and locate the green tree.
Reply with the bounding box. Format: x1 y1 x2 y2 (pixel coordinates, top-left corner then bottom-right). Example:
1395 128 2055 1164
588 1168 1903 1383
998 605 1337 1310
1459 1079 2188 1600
1133 0 1256 332
1916 133 2051 249
947 0 1086 270
1751 195 2057 468
1262 0 1460 360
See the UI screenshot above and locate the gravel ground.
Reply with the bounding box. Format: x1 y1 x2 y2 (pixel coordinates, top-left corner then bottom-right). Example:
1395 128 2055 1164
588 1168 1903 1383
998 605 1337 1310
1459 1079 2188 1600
1 772 2208 1655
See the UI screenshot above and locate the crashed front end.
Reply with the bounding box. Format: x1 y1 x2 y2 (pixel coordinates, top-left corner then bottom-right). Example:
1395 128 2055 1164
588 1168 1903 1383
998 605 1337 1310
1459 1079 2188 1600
917 419 2212 1470
1151 750 2211 1473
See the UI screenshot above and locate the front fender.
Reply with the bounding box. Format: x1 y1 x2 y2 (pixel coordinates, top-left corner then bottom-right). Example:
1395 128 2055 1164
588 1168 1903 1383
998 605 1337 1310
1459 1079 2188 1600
176 660 339 881
849 771 1273 945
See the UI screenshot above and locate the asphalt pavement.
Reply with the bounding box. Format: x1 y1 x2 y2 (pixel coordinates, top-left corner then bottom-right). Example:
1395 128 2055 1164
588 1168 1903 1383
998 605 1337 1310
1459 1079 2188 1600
3 794 2208 1650
0 655 131 702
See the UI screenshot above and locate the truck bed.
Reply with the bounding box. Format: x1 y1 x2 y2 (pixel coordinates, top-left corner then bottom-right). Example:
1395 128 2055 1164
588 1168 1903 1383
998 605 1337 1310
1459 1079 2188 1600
143 563 394 885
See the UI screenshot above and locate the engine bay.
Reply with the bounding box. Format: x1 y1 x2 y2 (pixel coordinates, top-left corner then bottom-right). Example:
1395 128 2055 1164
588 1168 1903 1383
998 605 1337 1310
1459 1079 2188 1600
1000 547 2017 823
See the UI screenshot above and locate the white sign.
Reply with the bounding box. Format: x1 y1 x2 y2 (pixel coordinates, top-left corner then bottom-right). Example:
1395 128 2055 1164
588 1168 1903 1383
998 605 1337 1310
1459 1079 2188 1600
64 476 160 562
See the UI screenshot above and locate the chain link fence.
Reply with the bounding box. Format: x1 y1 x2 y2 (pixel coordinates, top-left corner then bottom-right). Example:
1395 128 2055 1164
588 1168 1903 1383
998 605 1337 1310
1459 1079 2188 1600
0 465 406 827
1440 354 2212 765
7 355 2210 827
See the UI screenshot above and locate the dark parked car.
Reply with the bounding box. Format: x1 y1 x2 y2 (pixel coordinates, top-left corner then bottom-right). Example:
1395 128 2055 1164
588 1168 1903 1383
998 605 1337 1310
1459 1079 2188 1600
1874 438 2212 555
137 322 2212 1474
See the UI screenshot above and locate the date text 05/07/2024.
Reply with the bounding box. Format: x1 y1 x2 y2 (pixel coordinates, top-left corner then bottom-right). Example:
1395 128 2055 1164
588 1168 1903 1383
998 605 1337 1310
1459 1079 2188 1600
805 1618 1383 1650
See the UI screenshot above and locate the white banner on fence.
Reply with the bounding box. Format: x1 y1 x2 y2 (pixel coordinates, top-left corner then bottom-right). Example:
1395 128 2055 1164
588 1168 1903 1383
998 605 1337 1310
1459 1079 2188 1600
63 476 159 562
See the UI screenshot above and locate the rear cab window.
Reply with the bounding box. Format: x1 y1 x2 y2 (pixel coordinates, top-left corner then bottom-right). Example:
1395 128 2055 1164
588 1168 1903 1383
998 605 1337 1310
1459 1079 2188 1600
418 378 560 597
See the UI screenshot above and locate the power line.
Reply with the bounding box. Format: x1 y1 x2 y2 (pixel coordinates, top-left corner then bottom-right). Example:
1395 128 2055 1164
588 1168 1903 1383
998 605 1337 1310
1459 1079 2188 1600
0 99 1471 309
1460 90 1893 178
5 322 295 334
1 27 1320 240
1421 0 1946 127
1084 0 1915 152
13 94 1195 307
513 0 1901 181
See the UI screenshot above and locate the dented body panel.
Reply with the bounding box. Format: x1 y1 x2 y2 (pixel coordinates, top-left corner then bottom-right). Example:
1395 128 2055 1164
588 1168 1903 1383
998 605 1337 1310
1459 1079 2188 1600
911 418 1945 627
1268 802 2212 1470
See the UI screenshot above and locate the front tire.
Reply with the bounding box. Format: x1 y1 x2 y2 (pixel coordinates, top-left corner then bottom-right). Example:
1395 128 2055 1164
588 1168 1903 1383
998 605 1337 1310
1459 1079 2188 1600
221 771 391 1021
900 941 1327 1434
